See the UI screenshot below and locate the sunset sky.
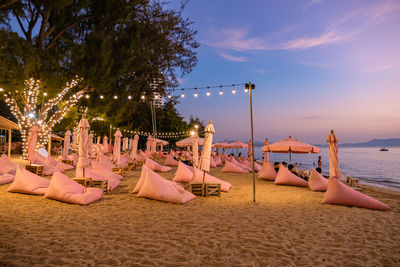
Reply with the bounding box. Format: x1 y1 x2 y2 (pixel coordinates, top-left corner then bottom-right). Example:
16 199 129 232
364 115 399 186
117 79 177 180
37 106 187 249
170 0 400 144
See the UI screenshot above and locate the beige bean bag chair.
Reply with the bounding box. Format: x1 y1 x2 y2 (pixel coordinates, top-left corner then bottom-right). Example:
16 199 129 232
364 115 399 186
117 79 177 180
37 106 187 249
275 165 308 187
308 169 328 191
221 160 248 173
145 157 172 172
172 161 194 183
0 174 14 185
257 162 277 181
7 166 50 195
164 154 179 167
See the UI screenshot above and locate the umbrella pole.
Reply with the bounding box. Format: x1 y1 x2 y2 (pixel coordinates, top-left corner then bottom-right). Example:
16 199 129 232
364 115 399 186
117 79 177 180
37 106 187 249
247 82 256 203
202 170 206 197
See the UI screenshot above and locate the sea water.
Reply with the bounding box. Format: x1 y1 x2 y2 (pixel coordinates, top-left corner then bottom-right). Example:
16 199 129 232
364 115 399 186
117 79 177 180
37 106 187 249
228 146 400 190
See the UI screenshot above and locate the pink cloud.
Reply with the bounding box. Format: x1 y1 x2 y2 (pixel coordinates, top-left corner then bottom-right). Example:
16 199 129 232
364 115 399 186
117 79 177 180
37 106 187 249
217 51 247 62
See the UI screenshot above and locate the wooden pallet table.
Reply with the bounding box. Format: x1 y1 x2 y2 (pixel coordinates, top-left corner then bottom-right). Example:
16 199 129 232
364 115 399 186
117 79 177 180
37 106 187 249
112 167 125 177
72 177 92 187
62 159 74 166
89 180 108 193
188 182 221 197
25 164 44 176
127 162 136 171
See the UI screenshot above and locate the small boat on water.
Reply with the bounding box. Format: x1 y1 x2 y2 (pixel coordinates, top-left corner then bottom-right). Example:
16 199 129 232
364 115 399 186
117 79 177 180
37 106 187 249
380 147 389 151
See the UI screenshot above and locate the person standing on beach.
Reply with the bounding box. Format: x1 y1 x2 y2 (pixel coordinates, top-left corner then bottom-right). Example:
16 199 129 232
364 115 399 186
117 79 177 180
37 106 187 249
318 156 322 169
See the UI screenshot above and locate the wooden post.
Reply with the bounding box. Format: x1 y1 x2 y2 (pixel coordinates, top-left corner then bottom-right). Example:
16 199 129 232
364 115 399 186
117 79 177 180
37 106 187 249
246 82 256 203
48 134 52 155
8 128 11 157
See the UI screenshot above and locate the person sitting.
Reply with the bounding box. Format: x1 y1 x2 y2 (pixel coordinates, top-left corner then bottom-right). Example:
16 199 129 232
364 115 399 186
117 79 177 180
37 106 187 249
288 164 297 175
282 161 288 168
273 162 280 173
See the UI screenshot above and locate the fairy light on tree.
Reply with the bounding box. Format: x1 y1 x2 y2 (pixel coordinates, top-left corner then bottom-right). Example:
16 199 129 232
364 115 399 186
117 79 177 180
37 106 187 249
4 77 84 159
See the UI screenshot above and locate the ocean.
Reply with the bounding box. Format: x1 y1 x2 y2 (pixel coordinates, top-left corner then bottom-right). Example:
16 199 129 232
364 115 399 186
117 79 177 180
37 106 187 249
226 146 400 191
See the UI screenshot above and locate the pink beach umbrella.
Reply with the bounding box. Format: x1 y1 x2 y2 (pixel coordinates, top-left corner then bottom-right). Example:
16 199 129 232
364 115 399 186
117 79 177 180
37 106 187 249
122 137 128 151
88 133 94 157
176 136 204 148
114 128 122 164
262 136 320 164
103 136 108 153
131 134 139 158
151 136 157 152
192 131 199 167
198 121 215 175
27 125 40 163
72 130 78 148
263 138 270 163
76 114 90 177
146 136 151 151
129 138 133 151
326 130 342 179
63 129 71 160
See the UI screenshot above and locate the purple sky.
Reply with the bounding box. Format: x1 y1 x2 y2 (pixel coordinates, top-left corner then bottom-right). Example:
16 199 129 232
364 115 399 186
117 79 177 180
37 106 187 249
168 0 400 144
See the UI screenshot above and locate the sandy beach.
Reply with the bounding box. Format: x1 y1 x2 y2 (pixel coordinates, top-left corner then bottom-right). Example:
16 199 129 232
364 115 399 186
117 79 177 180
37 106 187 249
1 158 399 266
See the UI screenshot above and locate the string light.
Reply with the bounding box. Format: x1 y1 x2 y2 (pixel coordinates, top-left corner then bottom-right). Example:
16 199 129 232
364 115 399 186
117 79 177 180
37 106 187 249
244 88 249 93
128 95 132 100
232 85 236 94
100 95 104 99
43 92 47 96
194 88 198 98
0 88 3 92
206 90 211 96
85 94 90 99
181 89 185 98
219 89 223 95
113 95 118 99
141 95 145 100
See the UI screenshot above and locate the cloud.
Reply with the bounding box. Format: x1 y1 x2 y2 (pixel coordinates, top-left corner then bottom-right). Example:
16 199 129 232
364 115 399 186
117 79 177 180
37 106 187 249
255 68 269 74
283 30 346 50
217 51 247 62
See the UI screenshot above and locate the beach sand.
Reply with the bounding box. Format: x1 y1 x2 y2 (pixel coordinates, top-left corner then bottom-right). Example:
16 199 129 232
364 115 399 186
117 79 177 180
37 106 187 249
1 158 399 266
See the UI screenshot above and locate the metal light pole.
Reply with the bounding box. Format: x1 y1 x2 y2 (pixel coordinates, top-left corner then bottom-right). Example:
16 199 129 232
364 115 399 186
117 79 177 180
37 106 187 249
245 82 256 203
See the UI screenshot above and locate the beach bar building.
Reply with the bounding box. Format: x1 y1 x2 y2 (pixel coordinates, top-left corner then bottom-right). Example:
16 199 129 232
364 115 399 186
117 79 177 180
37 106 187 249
0 115 20 157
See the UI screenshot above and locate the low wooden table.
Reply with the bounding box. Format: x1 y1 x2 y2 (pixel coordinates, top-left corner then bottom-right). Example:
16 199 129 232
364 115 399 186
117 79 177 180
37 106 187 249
188 183 221 197
127 162 136 171
72 177 108 193
112 167 125 177
25 164 44 176
62 159 74 166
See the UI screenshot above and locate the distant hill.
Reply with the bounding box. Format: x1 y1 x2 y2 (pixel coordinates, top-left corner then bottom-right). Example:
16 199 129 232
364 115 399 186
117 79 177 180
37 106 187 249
315 138 400 147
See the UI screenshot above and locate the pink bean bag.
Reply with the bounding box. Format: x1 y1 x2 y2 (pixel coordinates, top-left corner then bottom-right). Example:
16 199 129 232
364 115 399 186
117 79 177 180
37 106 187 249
257 162 277 181
0 154 17 175
322 179 390 211
275 165 308 187
164 154 179 167
135 166 196 204
220 153 227 164
131 166 147 194
44 172 103 205
308 169 328 191
145 157 172 172
193 167 232 192
172 161 194 183
0 174 14 185
100 155 115 169
221 160 248 173
32 158 62 176
214 155 223 166
231 157 252 172
45 155 72 172
91 160 123 180
210 157 217 168
7 166 50 195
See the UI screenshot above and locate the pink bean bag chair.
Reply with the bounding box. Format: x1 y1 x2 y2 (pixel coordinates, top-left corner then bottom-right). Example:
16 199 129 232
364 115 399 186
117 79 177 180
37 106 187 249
0 174 14 185
45 155 73 171
193 167 232 192
44 172 103 205
32 157 62 176
100 155 115 169
164 154 179 167
308 169 328 191
169 150 176 157
275 165 308 187
220 153 227 164
214 155 223 166
322 179 390 211
7 166 50 195
91 160 123 180
210 157 217 168
134 165 196 204
0 154 17 175
257 162 277 181
231 158 252 172
85 168 120 190
145 157 172 172
221 160 248 173
172 161 194 183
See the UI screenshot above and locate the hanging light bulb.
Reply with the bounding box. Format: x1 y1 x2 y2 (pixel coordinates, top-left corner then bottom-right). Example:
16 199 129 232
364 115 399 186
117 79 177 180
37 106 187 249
141 95 145 100
0 88 3 92
168 94 172 99
114 95 118 99
206 90 211 96
232 85 236 94
43 92 48 96
244 88 249 93
219 89 223 95
194 88 198 98
181 89 185 98
85 94 90 99
128 95 132 100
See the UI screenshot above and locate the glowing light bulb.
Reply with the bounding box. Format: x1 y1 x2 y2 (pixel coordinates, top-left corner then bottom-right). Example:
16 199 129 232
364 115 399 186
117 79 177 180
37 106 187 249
206 91 210 96
168 94 172 99
181 92 185 98
194 91 198 98
100 95 104 99
28 112 35 118
114 95 118 99
141 95 145 100
244 88 249 93
85 94 90 99
219 89 223 95
128 95 132 100
43 92 47 96
194 124 199 129
232 88 236 94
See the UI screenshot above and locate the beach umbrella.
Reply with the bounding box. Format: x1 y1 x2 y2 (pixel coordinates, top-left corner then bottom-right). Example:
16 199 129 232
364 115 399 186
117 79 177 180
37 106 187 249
146 136 151 151
198 121 215 175
326 130 342 179
114 128 122 164
122 137 128 151
131 134 139 158
63 129 71 159
263 138 270 163
88 133 94 157
176 136 205 148
72 130 78 148
103 136 108 153
76 114 90 177
192 131 199 167
27 125 39 163
262 136 320 164
151 136 157 152
129 138 133 151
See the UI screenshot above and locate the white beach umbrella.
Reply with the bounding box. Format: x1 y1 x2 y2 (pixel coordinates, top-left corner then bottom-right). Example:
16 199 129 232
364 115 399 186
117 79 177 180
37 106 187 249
27 125 39 163
151 137 157 152
63 129 71 159
122 137 128 151
76 114 90 177
88 133 94 157
146 136 151 151
192 131 199 167
103 136 108 153
114 128 122 164
72 130 78 148
198 121 215 174
131 134 139 158
326 130 342 179
263 138 270 163
129 138 133 151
